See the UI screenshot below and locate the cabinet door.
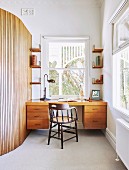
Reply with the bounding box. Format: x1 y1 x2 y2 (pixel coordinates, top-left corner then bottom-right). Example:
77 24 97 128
83 105 107 129
27 105 49 129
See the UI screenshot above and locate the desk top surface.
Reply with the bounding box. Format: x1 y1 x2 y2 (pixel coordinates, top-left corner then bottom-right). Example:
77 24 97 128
26 99 107 106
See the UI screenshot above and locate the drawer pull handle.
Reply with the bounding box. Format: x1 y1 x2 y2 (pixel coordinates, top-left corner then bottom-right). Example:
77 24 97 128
35 124 40 126
92 109 98 110
34 109 40 110
34 116 39 118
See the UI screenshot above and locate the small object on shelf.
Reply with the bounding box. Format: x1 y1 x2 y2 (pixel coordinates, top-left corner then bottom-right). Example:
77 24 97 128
96 79 100 83
31 55 37 65
91 90 100 100
92 46 103 67
92 77 103 84
100 75 103 83
89 97 92 102
96 56 100 66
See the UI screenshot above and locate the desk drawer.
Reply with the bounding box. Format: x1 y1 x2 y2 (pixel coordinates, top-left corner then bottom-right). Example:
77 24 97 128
27 105 48 113
27 119 49 129
84 118 106 129
84 112 106 119
84 106 106 113
27 112 49 119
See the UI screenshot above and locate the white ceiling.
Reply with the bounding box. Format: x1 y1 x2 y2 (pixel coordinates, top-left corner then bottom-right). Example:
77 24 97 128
0 0 104 7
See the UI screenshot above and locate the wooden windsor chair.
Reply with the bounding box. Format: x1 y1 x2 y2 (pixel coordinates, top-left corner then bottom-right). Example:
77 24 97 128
48 103 78 149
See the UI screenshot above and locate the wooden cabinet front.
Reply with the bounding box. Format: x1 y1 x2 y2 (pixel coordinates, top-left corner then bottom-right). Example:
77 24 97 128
27 105 49 129
83 105 107 129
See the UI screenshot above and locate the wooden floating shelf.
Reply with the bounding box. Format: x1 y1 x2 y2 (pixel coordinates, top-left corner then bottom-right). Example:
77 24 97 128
30 65 41 68
92 82 103 84
30 82 41 85
30 48 41 52
92 48 103 53
92 66 103 68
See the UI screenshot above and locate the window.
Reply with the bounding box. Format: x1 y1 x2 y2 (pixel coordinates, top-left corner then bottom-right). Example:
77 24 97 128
113 47 129 114
42 37 90 98
113 7 129 52
113 6 129 115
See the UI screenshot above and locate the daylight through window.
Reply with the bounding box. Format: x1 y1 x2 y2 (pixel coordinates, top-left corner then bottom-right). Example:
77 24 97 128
42 37 89 98
113 7 129 115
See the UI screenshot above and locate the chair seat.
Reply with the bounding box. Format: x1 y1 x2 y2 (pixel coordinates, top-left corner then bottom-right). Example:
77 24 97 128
52 116 75 123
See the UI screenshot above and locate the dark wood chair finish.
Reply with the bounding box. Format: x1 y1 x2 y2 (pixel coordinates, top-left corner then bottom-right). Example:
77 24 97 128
48 103 78 149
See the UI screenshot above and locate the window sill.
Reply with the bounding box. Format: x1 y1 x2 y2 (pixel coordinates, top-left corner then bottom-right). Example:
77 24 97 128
113 106 129 120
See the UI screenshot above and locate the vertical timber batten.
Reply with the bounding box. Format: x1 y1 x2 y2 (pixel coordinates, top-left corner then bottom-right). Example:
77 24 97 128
0 8 32 155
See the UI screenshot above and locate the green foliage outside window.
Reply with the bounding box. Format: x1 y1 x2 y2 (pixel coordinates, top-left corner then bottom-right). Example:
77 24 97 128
49 57 84 96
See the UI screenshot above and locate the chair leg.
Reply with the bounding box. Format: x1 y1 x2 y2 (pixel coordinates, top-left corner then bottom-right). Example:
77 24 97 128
58 124 60 138
61 124 63 149
48 122 52 145
75 120 78 142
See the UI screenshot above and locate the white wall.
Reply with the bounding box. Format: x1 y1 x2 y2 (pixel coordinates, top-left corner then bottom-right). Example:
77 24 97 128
0 0 101 46
0 0 103 99
101 0 129 148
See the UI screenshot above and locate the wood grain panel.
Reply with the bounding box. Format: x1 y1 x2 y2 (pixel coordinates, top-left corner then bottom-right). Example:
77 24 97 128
27 105 48 112
27 111 49 119
84 105 107 113
27 119 49 129
84 112 107 119
26 105 49 129
83 105 107 129
0 8 32 155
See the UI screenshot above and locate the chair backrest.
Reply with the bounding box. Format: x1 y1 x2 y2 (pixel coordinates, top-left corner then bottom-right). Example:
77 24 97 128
49 103 69 110
48 103 78 123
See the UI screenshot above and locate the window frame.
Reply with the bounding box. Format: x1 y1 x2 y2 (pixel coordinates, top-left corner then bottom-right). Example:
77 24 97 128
112 3 129 116
41 36 90 99
113 48 129 116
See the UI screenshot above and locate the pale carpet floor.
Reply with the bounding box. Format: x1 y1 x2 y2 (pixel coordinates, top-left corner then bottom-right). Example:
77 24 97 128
0 130 127 170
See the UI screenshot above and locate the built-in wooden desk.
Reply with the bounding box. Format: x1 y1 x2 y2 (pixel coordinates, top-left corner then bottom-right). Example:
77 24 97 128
26 100 107 130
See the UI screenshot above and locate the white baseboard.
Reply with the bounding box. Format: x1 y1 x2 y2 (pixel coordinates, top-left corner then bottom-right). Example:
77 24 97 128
105 128 116 150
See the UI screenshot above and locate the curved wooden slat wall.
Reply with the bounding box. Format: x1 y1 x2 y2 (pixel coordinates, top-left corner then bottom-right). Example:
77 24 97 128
0 8 32 155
